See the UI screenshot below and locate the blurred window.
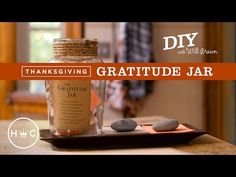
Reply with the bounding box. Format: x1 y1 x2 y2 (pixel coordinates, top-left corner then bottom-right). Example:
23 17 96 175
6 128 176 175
29 22 62 93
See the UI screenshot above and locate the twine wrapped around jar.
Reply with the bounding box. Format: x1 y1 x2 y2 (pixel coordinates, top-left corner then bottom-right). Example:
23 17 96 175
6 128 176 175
53 38 98 57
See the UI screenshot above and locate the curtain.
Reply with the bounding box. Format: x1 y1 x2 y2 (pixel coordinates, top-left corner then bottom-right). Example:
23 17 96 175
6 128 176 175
106 22 154 118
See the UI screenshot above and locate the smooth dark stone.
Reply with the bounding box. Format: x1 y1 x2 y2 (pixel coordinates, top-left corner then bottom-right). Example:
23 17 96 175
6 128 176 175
152 119 179 131
111 119 138 132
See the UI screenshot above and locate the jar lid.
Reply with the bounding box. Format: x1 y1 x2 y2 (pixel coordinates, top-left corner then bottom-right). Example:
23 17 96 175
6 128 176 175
53 38 98 57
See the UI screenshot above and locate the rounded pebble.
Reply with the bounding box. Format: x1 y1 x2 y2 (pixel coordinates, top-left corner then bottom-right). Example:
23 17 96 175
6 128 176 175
111 119 138 132
152 119 179 131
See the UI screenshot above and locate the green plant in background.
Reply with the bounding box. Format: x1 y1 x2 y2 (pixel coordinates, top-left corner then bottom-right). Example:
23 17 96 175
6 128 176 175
30 22 61 62
29 22 61 93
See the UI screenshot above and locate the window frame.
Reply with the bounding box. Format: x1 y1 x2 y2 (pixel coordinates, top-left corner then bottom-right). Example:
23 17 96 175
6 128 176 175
8 22 83 119
16 22 63 92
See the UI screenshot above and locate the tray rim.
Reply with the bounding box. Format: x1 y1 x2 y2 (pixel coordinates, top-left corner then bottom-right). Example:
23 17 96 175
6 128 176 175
39 123 208 148
40 123 207 139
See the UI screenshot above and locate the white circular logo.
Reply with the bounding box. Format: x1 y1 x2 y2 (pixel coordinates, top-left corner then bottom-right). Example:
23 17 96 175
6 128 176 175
7 117 39 149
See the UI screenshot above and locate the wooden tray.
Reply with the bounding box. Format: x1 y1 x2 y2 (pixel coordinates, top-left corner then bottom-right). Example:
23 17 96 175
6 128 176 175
40 124 207 149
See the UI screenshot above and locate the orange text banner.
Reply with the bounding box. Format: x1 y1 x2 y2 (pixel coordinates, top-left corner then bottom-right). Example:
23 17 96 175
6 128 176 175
0 63 235 80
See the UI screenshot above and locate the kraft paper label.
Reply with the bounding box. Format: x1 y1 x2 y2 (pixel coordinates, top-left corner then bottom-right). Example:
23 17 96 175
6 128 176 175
53 80 91 131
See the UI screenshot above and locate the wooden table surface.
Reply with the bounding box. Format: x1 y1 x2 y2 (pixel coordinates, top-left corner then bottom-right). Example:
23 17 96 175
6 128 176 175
1 116 236 155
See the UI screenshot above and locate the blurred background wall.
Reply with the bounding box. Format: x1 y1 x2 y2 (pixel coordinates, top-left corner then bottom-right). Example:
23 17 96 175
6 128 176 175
0 22 235 144
85 22 205 129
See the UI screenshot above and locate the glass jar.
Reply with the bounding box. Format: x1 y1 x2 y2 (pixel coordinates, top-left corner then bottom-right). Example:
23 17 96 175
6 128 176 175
45 38 106 136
